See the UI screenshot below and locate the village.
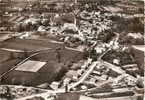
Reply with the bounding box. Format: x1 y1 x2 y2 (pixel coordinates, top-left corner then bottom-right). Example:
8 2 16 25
0 0 144 100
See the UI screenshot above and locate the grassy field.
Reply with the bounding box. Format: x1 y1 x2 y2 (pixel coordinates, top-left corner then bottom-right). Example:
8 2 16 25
0 38 83 86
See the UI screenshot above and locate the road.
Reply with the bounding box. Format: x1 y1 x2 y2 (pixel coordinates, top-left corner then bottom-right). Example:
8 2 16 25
68 61 100 90
103 61 126 74
0 48 53 81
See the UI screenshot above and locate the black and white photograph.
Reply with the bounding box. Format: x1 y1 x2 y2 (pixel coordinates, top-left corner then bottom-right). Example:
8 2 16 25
0 0 144 100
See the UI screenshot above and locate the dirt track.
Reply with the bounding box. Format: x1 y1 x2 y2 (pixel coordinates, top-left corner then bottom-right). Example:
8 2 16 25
0 38 84 86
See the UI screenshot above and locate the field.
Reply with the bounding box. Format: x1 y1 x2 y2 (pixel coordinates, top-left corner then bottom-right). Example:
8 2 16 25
0 38 83 86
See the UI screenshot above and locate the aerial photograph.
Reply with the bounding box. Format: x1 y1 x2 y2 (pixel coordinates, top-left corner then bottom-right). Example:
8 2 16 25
0 0 144 100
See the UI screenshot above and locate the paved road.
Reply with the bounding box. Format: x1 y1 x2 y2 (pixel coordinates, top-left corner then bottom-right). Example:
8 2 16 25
69 61 101 90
